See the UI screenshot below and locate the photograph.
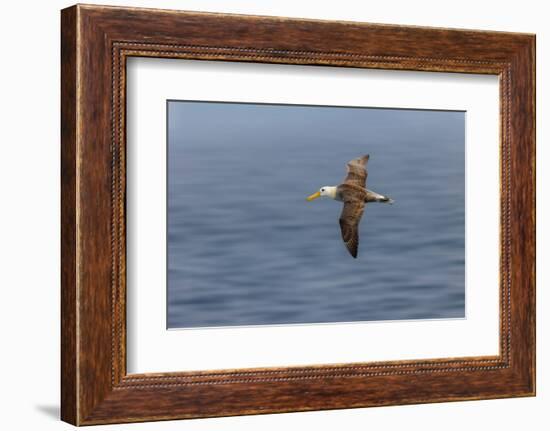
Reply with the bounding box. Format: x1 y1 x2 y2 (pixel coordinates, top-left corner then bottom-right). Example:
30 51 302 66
52 3 536 425
167 101 466 329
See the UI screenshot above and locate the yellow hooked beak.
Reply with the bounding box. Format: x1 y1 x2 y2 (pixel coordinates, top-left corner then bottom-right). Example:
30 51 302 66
306 191 321 201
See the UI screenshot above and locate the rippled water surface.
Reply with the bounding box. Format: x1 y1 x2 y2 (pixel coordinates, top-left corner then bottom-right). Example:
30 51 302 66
167 101 465 328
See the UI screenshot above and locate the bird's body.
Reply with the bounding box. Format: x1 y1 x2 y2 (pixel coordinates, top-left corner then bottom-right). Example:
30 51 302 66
306 155 393 258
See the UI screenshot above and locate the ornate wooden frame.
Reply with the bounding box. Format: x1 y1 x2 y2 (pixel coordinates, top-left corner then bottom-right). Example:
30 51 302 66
61 4 535 425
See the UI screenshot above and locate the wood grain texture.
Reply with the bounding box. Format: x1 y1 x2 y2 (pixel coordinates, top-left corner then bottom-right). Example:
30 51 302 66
60 4 535 425
60 5 78 425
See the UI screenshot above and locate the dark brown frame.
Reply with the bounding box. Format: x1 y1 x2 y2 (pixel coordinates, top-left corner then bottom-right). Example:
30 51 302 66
61 4 535 426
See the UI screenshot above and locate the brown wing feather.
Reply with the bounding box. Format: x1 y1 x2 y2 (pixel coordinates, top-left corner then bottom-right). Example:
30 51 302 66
343 154 369 187
339 200 365 258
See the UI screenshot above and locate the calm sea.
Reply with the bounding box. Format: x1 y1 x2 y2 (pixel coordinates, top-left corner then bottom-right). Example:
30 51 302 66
167 101 465 328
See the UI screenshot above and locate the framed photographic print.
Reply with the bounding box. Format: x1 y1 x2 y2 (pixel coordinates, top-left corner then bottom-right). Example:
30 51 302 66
61 4 535 425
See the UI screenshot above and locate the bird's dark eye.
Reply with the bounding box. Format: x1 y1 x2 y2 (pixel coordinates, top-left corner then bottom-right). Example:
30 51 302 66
321 188 325 192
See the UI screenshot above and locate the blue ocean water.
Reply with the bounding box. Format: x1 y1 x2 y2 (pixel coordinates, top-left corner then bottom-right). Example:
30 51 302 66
167 101 465 329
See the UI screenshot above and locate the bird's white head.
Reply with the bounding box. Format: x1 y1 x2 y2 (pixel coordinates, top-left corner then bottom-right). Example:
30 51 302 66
306 186 337 201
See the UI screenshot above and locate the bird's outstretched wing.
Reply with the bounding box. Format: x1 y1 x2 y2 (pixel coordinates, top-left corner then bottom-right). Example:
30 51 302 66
339 200 365 258
343 154 369 188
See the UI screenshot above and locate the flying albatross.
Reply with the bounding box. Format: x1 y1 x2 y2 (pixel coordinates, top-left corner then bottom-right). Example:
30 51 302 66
306 155 393 258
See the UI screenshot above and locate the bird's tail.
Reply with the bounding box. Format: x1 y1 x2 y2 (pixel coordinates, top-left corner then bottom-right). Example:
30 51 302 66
366 189 394 204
